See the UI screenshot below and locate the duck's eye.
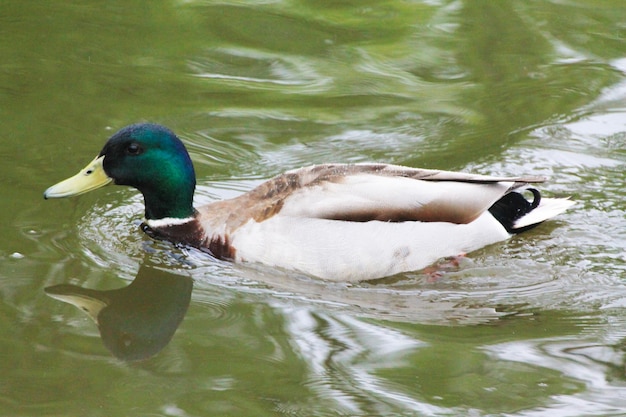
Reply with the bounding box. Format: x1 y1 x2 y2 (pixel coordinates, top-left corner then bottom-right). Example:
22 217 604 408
126 143 142 155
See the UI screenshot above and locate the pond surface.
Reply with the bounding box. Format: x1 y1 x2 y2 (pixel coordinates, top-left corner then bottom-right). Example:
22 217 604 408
2 1 626 415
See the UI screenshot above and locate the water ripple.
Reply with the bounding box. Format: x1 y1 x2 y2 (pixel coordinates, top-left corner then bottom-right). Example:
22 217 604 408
280 306 448 415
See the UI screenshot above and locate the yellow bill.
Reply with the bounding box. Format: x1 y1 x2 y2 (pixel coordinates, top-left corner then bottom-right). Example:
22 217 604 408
44 155 112 199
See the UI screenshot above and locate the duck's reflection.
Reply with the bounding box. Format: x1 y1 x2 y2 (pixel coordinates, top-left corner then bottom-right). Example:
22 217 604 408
45 264 193 361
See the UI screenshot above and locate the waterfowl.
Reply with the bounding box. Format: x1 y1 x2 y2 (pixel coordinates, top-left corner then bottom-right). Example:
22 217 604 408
44 123 574 282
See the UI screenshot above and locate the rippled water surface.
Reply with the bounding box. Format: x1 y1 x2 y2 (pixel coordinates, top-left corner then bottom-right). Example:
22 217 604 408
2 1 626 416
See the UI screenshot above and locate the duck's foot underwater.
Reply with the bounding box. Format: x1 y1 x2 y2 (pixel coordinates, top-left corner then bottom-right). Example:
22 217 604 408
423 253 468 282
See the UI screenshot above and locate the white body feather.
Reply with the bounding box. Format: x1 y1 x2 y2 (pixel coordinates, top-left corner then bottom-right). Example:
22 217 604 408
278 174 514 222
231 212 510 281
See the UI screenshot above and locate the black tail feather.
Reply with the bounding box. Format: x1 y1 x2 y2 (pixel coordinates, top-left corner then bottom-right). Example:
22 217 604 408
488 188 542 234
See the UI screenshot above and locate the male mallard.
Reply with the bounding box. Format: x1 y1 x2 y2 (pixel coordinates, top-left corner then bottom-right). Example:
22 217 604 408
44 123 574 281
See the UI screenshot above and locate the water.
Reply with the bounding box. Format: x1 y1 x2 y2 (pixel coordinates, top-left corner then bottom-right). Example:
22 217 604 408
2 0 626 415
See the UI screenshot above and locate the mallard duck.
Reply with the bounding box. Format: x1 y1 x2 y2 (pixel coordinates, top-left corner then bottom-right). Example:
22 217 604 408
44 123 574 281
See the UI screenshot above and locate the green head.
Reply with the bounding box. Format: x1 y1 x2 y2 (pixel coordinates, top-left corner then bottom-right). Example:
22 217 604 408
44 123 197 220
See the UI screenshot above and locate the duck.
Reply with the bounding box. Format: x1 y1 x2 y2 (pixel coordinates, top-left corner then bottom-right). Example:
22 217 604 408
44 123 575 282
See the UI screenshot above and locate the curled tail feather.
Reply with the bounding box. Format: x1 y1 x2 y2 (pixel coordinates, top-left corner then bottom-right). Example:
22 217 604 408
488 188 575 234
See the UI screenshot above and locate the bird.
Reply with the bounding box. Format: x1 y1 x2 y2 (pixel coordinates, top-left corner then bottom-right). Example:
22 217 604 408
44 123 575 282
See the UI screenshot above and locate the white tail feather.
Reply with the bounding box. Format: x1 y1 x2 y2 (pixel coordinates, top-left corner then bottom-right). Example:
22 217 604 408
513 197 575 230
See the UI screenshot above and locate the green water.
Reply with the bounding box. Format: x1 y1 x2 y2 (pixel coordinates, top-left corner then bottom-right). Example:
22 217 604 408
2 1 626 415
